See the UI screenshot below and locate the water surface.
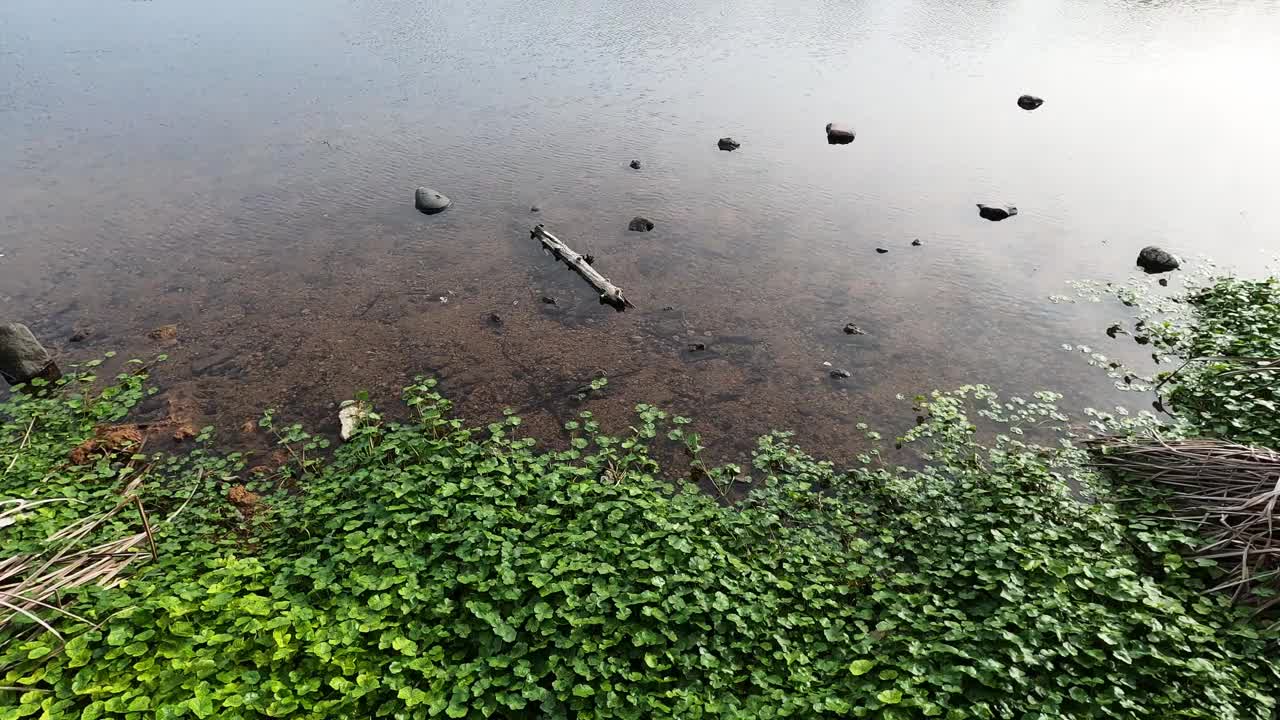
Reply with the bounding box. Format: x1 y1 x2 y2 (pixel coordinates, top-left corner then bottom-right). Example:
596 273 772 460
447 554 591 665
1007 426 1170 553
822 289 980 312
3 0 1278 459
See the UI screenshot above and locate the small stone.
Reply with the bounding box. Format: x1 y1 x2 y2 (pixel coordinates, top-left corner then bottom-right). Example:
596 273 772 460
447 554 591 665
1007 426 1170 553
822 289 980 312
147 324 178 342
541 296 557 305
0 323 59 386
414 187 451 215
629 160 641 169
530 205 540 213
911 238 922 247
488 312 503 325
717 137 740 151
1017 95 1044 110
69 328 89 343
688 342 706 352
830 369 851 379
1106 323 1122 339
338 401 371 441
1135 335 1151 345
628 217 655 232
825 123 856 144
875 247 888 254
1158 278 1169 287
1136 246 1180 274
843 323 865 335
977 204 1018 221
822 361 832 367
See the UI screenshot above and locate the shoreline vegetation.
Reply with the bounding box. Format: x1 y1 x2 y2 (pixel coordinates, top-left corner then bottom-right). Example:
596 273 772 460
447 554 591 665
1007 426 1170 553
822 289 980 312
2 272 1279 718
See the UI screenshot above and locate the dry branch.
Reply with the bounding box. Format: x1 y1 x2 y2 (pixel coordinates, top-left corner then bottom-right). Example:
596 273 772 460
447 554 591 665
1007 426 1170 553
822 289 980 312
531 224 633 311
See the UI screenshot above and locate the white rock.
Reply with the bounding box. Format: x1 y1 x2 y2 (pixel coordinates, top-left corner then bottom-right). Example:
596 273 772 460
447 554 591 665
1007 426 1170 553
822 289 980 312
339 401 371 441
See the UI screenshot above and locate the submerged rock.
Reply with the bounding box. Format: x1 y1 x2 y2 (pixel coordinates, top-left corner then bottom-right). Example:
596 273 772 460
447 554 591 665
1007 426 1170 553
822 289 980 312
977 204 1018 221
0 323 59 386
148 324 178 342
1017 95 1044 110
830 369 851 379
911 238 922 247
1136 246 1180 274
414 187 451 215
875 247 888 254
717 137 740 151
843 323 866 335
825 123 856 144
629 160 641 170
541 296 557 305
628 217 655 232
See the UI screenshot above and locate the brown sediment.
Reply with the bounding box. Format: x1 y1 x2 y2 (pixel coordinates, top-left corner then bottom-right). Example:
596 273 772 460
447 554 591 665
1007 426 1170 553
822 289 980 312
227 484 264 522
68 424 145 465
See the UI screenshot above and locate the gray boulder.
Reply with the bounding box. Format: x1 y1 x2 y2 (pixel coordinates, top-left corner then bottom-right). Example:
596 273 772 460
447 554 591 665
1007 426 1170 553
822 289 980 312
1136 246 1180 274
1017 95 1044 110
628 217 655 232
0 323 60 386
826 123 856 144
717 137 740 151
414 187 451 215
977 204 1018 221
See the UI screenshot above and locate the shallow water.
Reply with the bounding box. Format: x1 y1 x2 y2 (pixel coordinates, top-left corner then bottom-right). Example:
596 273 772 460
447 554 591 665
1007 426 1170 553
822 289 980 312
2 0 1278 460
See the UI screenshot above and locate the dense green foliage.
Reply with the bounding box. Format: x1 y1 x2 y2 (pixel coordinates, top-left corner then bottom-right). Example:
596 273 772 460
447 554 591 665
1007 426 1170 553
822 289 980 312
1146 277 1280 446
3 357 1277 718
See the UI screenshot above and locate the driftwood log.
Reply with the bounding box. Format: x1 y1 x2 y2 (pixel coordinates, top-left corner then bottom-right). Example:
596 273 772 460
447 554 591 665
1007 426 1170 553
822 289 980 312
531 224 633 311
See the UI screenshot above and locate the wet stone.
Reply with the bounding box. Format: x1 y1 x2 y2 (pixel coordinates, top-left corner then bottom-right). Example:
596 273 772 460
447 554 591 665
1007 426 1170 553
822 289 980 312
414 187 451 215
977 204 1018 221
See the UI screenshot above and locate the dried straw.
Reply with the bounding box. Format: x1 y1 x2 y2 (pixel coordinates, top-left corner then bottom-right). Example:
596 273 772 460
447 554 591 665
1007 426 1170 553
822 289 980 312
0 469 198 644
1087 436 1280 622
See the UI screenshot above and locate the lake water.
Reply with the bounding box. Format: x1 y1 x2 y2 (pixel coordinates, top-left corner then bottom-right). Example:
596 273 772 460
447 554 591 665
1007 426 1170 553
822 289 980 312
3 0 1279 460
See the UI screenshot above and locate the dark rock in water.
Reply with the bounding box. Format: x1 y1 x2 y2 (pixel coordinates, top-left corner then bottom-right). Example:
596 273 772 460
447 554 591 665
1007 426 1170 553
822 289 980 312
1017 95 1044 110
843 323 866 335
0 323 60 386
530 205 540 213
1106 323 1122 339
628 217 655 232
1158 278 1169 287
1135 335 1151 345
629 160 641 170
582 254 595 265
875 247 888 254
911 238 922 247
488 313 503 325
688 342 707 352
1136 246 1180 274
717 137 740 151
69 328 90 343
825 123 856 144
977 204 1018 221
830 369 851 379
541 296 557 306
414 187 451 215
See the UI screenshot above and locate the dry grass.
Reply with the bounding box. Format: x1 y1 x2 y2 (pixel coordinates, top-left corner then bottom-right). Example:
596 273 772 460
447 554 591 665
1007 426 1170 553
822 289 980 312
1087 436 1280 621
0 471 197 648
